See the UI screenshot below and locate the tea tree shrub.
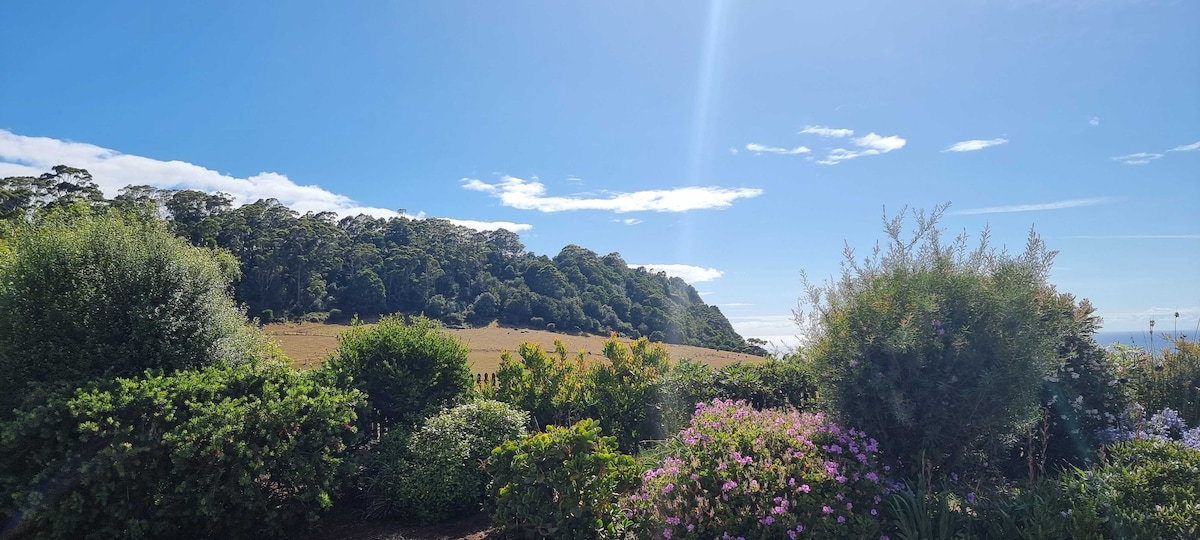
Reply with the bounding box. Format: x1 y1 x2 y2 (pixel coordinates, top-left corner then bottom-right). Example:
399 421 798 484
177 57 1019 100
799 206 1059 474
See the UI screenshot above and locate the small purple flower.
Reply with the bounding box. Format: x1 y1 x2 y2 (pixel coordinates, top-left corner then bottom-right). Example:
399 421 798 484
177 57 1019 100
837 516 846 523
967 492 976 504
760 516 775 525
822 506 833 514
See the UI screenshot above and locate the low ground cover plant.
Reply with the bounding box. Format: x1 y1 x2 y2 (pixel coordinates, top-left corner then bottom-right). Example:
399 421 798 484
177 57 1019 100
628 399 893 540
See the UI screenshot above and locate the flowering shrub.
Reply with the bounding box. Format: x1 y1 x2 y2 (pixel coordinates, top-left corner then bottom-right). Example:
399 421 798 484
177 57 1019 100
1099 405 1200 450
1037 294 1126 468
627 399 893 539
1110 339 1200 428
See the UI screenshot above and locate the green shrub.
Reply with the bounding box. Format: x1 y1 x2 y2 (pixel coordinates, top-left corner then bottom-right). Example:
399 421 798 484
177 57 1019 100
322 315 472 428
1112 339 1200 428
0 362 361 540
661 355 818 434
0 213 268 417
586 337 671 452
628 399 891 539
367 400 528 524
486 419 641 539
799 207 1059 475
1034 294 1126 470
1060 438 1200 539
491 340 587 429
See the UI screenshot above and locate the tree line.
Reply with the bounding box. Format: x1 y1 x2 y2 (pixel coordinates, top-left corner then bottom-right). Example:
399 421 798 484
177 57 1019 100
0 166 764 354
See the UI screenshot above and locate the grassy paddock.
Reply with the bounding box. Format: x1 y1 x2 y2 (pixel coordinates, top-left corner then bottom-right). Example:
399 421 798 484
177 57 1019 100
263 322 763 372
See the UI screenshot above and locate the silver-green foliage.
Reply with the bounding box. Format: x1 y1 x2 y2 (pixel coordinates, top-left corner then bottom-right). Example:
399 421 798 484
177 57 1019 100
798 205 1060 474
0 213 266 416
367 399 528 524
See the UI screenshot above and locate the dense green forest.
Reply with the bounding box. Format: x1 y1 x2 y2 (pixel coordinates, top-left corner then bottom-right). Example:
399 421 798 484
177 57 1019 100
0 166 762 354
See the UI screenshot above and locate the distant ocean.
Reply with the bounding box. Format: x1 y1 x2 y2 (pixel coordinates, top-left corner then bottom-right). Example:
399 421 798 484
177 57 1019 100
1094 330 1194 351
749 331 1194 356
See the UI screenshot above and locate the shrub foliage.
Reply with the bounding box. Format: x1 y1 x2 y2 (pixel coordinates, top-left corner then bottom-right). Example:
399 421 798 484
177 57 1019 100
799 206 1060 474
0 362 361 539
322 315 472 428
486 419 641 539
0 214 266 416
366 400 528 524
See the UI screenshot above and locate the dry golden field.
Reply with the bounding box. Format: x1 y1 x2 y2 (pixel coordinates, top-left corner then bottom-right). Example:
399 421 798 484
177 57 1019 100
264 322 762 373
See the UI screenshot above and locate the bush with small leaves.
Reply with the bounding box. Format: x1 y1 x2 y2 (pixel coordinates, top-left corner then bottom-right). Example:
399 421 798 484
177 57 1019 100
1059 438 1200 539
799 206 1060 475
0 362 361 540
486 419 641 539
0 213 269 417
367 400 528 524
322 315 472 429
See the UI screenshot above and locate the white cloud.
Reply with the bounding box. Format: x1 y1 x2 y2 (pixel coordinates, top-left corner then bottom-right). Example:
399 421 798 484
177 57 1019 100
1111 152 1163 165
816 132 907 165
440 218 532 232
462 176 762 213
566 176 584 183
955 197 1112 215
799 125 854 138
943 138 1009 152
729 147 739 155
745 143 811 155
1097 306 1200 333
613 218 643 226
1169 141 1200 152
0 129 530 233
1089 116 1100 127
627 263 723 283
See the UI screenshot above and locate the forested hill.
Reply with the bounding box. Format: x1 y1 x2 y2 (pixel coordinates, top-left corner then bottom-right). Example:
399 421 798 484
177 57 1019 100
0 167 764 354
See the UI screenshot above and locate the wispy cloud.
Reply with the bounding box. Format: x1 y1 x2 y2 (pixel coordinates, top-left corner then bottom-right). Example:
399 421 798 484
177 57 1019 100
1169 141 1200 152
816 132 907 165
955 197 1113 215
729 147 739 155
943 138 1009 152
1089 116 1100 127
627 263 723 283
462 176 762 213
720 303 755 307
799 125 854 138
0 129 531 232
566 176 584 183
745 143 811 156
1111 152 1163 165
1064 234 1200 240
613 218 643 226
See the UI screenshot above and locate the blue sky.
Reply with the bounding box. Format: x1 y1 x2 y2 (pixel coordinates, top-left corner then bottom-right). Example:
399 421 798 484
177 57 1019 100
1 0 1197 344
